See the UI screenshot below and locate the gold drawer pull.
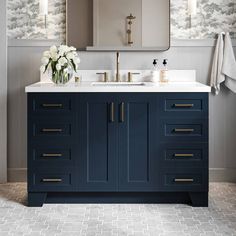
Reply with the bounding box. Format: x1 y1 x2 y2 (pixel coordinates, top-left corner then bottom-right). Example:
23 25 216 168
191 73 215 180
174 128 194 132
174 104 194 108
42 153 62 157
42 104 63 108
110 102 115 122
42 128 63 132
120 102 125 123
174 154 194 157
174 178 194 183
42 178 62 183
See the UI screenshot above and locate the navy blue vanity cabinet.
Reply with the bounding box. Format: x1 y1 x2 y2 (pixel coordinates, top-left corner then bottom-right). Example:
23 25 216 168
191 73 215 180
77 94 118 191
118 94 159 191
78 94 158 192
27 92 209 207
27 93 79 206
157 93 209 206
77 93 157 192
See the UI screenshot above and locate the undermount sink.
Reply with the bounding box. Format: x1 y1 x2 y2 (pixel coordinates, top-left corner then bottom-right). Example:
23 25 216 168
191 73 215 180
91 82 146 86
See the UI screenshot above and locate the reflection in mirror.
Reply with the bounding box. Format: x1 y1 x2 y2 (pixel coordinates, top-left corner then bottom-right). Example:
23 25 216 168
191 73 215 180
67 0 170 51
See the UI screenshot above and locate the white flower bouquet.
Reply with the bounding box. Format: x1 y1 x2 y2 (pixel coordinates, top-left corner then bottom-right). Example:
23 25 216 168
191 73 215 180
41 45 80 84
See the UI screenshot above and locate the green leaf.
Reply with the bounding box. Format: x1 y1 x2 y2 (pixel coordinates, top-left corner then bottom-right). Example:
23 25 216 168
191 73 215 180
44 58 52 73
70 60 77 72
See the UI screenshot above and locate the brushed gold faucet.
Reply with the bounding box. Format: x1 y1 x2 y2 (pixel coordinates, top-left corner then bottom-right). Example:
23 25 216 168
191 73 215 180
116 52 120 82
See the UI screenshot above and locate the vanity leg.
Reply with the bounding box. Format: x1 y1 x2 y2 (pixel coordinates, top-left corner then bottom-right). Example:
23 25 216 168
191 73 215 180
28 192 47 207
189 192 208 207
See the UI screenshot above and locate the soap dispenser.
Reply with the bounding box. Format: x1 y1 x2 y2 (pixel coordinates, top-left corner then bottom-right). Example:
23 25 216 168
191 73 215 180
151 59 160 83
160 59 169 83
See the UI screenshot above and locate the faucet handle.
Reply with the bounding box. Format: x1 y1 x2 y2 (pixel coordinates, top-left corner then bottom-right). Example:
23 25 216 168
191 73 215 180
96 72 108 82
128 72 140 82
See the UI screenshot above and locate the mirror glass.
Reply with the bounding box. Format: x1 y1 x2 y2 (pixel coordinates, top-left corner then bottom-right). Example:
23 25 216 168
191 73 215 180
67 0 170 51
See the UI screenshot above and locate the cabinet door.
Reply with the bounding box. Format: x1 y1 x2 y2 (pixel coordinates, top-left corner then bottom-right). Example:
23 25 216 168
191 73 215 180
78 94 118 191
118 94 159 191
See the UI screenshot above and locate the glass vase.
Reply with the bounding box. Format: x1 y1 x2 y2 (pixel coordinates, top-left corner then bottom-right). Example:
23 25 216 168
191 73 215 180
51 69 73 85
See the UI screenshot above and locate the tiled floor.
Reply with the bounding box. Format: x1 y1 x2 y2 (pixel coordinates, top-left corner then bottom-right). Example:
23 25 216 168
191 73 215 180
0 183 236 236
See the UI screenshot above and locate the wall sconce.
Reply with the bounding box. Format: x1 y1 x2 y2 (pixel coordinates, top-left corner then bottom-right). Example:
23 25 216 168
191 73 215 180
39 0 48 30
188 0 197 38
188 0 197 15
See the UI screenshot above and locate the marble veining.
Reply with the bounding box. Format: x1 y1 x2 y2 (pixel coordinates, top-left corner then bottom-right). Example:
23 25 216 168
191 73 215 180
7 0 236 40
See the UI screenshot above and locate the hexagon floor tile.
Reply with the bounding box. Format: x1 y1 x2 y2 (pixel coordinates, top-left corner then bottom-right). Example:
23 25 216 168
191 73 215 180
0 183 235 236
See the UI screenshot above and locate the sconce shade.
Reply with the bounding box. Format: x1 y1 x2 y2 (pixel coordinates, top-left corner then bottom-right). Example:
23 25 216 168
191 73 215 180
188 0 197 15
39 0 48 15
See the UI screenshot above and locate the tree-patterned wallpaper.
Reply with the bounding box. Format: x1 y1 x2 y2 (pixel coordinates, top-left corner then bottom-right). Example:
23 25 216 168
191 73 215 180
7 0 66 40
7 0 236 40
171 0 236 39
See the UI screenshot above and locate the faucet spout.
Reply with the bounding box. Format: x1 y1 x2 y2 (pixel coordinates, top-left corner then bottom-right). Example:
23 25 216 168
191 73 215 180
116 51 120 82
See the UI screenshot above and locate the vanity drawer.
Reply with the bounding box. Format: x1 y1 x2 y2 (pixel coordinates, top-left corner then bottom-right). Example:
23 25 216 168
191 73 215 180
32 123 72 137
165 99 202 111
159 143 208 168
28 146 76 167
166 124 202 136
158 93 208 118
159 119 208 142
28 169 77 192
159 168 208 192
28 93 75 114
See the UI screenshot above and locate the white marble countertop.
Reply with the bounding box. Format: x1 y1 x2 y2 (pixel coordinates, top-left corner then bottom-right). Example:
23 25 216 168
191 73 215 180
25 81 211 93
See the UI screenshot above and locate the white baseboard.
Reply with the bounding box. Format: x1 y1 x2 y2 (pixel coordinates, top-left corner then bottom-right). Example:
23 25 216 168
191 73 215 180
7 168 236 183
209 168 236 182
8 168 27 182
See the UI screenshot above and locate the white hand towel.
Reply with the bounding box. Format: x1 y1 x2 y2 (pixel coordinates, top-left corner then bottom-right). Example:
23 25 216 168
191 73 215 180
210 32 225 95
222 32 236 93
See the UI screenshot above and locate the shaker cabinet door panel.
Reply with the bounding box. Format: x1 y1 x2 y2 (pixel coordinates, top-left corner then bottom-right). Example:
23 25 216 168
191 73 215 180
118 94 159 191
78 94 118 191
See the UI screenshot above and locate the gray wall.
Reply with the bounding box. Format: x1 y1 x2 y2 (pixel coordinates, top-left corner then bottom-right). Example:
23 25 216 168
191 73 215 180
7 40 60 181
7 39 236 182
0 0 7 183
